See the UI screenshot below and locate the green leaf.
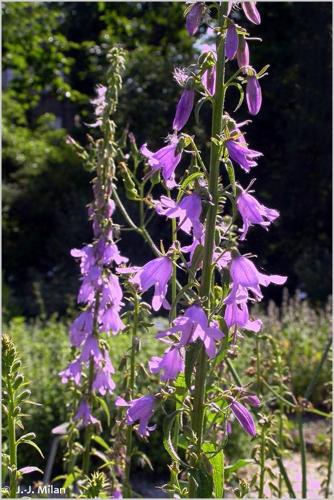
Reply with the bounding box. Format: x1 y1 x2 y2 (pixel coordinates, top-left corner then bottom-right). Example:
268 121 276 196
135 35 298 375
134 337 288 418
203 442 224 498
91 434 110 451
63 473 76 489
179 172 203 197
227 82 244 112
195 96 210 125
96 397 110 426
18 440 44 458
191 469 213 498
224 458 254 478
225 159 236 196
163 411 187 467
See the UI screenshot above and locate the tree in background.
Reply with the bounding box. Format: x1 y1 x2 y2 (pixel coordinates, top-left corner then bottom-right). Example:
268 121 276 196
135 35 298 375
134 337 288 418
2 1 332 318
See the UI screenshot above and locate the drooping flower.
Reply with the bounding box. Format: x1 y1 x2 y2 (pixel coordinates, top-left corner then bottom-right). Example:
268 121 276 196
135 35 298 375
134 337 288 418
226 22 238 60
246 76 262 115
149 347 185 381
92 351 116 395
157 305 224 358
226 137 262 173
228 255 287 301
59 358 82 385
154 193 203 240
88 84 107 128
74 400 101 427
224 287 262 333
70 310 93 347
243 394 261 407
80 335 103 363
186 2 204 36
141 137 182 189
237 38 250 69
230 400 256 436
237 187 279 239
200 45 217 96
116 395 156 438
173 88 195 131
242 1 261 25
118 256 173 311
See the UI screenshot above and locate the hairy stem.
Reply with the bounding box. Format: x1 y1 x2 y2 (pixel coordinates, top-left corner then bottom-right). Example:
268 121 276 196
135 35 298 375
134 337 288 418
189 3 227 497
259 424 266 498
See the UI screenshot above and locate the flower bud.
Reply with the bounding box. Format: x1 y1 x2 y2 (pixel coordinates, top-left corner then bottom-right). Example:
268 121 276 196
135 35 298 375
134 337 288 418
237 37 249 70
246 75 262 115
186 2 203 36
242 1 261 25
226 22 238 60
173 88 195 131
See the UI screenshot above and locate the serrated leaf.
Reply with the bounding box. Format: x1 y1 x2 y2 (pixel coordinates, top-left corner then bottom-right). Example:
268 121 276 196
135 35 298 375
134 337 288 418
203 442 224 498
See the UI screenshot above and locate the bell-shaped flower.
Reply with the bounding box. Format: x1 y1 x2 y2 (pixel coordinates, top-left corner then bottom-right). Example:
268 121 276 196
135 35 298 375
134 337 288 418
154 193 203 240
80 335 103 363
226 22 238 60
118 256 173 311
243 394 261 407
224 286 262 332
116 395 156 438
228 255 287 301
74 400 101 427
71 244 96 276
237 187 279 240
237 38 250 69
157 304 224 358
92 351 116 395
230 400 256 436
149 347 185 381
200 45 217 96
59 358 82 385
242 1 261 25
141 136 182 189
186 2 204 36
96 238 128 266
225 135 262 173
173 88 195 131
70 310 93 347
246 75 262 115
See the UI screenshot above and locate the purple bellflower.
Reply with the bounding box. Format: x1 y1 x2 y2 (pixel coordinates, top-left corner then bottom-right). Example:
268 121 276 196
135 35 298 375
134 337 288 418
243 394 261 407
70 310 93 347
228 255 287 301
74 400 101 427
154 193 203 240
224 287 262 333
186 2 204 36
116 395 156 438
230 400 256 436
149 347 185 381
141 137 182 189
237 186 279 240
59 358 82 385
173 88 195 131
118 256 173 311
237 38 250 69
226 135 262 173
157 305 224 359
226 22 238 60
246 75 262 115
227 2 261 25
200 44 217 96
92 351 116 395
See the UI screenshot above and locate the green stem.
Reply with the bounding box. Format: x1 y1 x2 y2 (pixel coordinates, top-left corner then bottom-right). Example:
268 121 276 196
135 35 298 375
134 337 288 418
275 453 296 498
189 4 227 497
304 336 331 401
298 412 307 498
324 438 332 498
8 387 17 499
259 424 266 498
124 294 139 497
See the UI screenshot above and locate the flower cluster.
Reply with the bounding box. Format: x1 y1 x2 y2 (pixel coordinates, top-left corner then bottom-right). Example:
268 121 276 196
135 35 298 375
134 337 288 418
60 99 128 424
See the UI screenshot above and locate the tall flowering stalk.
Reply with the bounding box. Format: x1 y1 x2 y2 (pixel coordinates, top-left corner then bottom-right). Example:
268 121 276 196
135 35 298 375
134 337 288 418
114 1 287 497
60 48 127 487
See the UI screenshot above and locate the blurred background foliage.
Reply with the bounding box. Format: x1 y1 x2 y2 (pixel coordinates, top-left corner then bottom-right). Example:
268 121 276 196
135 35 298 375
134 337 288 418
2 1 332 319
